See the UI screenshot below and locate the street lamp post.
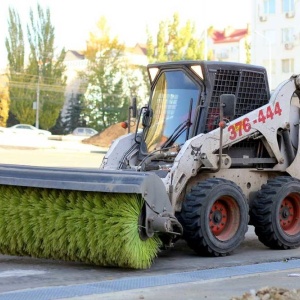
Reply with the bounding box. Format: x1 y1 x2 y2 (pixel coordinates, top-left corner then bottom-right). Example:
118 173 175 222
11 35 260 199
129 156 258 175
254 31 272 89
35 59 42 129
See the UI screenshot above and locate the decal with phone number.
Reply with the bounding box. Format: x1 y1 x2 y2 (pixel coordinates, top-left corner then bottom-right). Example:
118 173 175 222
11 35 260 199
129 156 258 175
227 102 282 140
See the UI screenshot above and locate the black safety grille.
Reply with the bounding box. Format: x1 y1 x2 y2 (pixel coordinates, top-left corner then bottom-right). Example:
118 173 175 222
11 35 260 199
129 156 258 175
205 69 270 132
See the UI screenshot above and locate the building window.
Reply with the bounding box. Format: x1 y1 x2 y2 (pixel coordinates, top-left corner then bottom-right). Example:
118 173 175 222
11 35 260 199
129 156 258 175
282 28 294 43
281 59 294 73
282 0 295 13
263 0 276 14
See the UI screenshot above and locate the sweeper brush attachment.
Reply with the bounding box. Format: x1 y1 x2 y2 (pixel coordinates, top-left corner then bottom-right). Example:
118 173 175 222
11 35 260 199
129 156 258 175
0 164 181 269
0 185 161 269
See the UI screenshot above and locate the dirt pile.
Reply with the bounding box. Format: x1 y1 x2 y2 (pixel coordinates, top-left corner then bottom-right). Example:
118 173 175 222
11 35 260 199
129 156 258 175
231 286 300 300
82 122 134 148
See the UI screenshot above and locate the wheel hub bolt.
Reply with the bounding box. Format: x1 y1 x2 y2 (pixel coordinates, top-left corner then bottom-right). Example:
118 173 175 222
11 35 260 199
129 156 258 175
282 208 290 219
213 211 222 224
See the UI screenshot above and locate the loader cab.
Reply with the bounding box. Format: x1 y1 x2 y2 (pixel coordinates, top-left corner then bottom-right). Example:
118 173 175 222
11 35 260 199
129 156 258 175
143 64 203 152
140 61 270 155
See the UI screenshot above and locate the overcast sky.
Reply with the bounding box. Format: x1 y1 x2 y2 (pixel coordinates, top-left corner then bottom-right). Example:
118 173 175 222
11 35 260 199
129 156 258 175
1 0 252 69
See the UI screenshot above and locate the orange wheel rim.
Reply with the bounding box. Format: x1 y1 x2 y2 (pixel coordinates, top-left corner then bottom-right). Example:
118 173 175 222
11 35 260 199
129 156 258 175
279 194 300 235
209 197 239 241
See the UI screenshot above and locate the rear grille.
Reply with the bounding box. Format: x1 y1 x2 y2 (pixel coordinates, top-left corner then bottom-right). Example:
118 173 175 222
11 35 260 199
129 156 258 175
205 68 270 132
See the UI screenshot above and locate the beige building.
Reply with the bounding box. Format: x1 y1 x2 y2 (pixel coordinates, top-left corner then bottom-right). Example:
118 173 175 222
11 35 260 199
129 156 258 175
251 0 300 89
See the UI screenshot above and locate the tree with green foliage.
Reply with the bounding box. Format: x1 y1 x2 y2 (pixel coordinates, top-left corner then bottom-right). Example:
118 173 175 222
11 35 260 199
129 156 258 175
5 7 33 124
6 8 24 73
26 4 66 129
5 4 66 130
80 17 129 132
62 94 86 133
147 13 206 63
122 64 149 108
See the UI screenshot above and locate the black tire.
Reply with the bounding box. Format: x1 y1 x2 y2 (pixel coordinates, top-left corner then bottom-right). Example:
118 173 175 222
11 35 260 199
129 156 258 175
179 178 249 256
250 176 300 250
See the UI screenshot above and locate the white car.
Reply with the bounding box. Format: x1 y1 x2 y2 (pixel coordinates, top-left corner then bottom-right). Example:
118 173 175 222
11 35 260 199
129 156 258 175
72 127 98 136
5 124 52 136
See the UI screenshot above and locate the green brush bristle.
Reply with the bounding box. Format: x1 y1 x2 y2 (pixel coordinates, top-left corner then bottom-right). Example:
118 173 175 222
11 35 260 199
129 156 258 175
0 185 162 269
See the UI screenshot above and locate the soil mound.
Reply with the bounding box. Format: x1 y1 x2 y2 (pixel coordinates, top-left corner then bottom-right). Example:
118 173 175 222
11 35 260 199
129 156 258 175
82 122 132 148
232 286 300 300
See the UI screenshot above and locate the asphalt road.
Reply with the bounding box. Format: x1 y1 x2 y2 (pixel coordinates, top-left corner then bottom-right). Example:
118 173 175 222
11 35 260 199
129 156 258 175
0 138 300 299
0 147 104 168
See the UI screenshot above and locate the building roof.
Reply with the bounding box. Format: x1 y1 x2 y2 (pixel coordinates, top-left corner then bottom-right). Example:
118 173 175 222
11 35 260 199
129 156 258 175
125 44 147 55
212 27 249 44
65 50 85 60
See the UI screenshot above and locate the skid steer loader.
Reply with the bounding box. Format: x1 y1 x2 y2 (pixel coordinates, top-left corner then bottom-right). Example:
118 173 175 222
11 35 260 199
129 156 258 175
1 60 300 269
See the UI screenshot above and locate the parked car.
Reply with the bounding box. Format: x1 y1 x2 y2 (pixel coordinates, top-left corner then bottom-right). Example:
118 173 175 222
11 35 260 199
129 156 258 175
6 124 52 136
72 127 98 137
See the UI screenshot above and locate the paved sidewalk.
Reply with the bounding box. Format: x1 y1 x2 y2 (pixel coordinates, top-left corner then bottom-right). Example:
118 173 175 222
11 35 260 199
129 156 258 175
1 261 299 300
68 266 300 300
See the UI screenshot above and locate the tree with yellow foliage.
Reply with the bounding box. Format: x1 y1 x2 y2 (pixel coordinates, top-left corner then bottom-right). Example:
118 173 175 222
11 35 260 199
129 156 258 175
0 74 9 127
146 13 212 63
